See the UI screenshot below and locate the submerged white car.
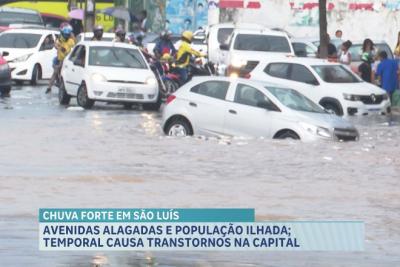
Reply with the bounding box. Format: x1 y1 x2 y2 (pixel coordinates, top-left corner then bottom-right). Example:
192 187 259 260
0 28 58 84
162 77 359 142
248 57 391 116
59 41 161 110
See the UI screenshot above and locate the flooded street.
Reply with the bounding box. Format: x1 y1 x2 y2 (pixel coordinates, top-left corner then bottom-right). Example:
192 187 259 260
1 84 400 266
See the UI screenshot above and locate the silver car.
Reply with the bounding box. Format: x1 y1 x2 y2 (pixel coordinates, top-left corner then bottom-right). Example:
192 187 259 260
161 77 359 142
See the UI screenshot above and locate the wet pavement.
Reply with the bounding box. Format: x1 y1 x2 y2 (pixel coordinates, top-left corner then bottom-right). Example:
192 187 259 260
1 83 400 266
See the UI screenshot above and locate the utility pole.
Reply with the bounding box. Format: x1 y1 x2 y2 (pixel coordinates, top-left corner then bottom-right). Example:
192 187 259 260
84 0 96 32
319 0 328 58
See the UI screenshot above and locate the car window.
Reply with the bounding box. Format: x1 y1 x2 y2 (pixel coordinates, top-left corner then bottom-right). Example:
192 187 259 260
88 46 147 69
69 45 82 62
0 33 41 48
190 81 229 100
75 46 86 66
234 83 278 111
264 63 290 79
234 34 291 52
40 34 54 50
292 42 316 57
217 28 233 44
312 65 361 83
0 11 43 26
289 64 319 85
349 43 393 62
266 86 325 113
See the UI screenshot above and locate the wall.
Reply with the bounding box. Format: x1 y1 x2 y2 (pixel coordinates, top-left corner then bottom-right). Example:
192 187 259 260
233 0 400 49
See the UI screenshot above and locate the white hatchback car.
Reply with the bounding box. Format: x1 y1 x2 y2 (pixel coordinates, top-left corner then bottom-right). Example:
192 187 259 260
249 57 391 116
162 77 359 142
59 41 161 110
0 28 57 84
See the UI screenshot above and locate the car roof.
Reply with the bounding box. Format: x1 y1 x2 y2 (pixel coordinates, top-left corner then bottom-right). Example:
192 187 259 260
78 40 140 49
78 32 116 37
0 6 40 14
255 55 340 65
189 76 292 89
1 28 57 34
233 28 289 37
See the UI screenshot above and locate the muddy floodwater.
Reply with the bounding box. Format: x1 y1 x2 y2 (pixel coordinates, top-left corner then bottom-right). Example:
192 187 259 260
1 84 399 266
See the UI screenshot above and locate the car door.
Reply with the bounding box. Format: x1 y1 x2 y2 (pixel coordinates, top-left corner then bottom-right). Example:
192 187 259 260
186 80 231 136
63 45 84 95
38 34 56 79
224 83 281 138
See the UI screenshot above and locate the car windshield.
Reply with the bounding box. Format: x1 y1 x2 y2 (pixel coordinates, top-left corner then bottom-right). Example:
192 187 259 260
266 86 326 113
312 65 361 83
89 46 147 69
349 43 393 62
0 33 41 48
0 12 43 26
234 34 291 52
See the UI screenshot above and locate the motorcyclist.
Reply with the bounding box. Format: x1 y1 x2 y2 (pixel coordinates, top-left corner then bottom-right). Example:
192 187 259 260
175 31 205 84
153 30 177 59
46 24 75 94
114 27 127 43
92 25 104 41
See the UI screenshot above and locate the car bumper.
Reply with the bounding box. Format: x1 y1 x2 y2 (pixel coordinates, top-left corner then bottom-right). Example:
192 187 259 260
299 126 359 142
86 81 159 103
343 99 391 116
8 62 33 80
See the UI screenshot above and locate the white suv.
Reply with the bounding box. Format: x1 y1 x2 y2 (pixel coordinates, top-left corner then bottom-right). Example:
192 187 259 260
249 57 391 116
220 28 294 77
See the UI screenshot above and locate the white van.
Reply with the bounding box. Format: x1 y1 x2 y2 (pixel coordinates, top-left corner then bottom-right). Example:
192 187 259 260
220 28 294 77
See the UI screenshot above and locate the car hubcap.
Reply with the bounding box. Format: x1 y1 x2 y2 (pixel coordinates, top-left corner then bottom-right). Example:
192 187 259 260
168 124 187 137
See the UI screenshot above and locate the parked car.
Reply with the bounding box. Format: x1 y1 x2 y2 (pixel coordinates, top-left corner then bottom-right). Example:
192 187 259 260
248 57 391 116
59 41 161 110
0 7 44 33
0 28 58 85
162 76 359 142
76 32 115 43
348 40 394 73
220 28 294 77
291 37 342 58
0 51 12 96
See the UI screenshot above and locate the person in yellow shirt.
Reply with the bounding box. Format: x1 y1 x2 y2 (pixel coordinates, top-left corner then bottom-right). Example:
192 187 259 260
175 31 206 84
46 24 75 94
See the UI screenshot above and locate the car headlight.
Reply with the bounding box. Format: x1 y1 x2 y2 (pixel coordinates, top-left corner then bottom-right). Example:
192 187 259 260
12 54 32 63
300 122 331 138
231 58 246 68
343 93 361 101
146 77 157 86
91 73 107 82
382 93 389 100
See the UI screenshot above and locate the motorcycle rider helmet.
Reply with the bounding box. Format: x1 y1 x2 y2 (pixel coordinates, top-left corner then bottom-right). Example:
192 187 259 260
115 27 126 42
93 25 104 40
60 24 73 39
182 31 193 42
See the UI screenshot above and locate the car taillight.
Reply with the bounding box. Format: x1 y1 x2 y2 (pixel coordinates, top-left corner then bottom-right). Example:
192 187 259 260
166 95 176 104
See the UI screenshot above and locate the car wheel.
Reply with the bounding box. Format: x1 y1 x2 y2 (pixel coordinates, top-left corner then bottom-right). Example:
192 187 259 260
30 64 41 85
0 86 11 97
58 79 71 105
142 93 162 111
322 102 342 116
166 118 193 137
77 83 94 109
164 79 179 95
275 130 300 140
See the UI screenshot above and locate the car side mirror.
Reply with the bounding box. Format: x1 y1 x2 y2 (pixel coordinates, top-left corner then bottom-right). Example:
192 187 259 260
219 44 229 51
2 51 9 57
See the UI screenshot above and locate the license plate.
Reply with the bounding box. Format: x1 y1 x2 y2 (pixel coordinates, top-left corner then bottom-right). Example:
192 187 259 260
118 87 135 93
368 108 381 112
